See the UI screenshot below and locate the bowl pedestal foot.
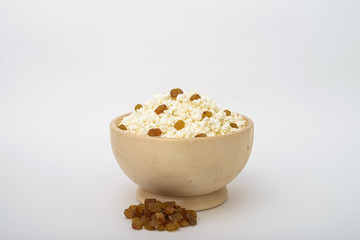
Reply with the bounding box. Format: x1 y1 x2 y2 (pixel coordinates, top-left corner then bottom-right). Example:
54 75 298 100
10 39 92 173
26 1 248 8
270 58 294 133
136 187 228 211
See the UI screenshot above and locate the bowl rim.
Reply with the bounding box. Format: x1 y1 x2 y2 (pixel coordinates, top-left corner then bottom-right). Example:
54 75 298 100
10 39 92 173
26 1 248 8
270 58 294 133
110 113 254 141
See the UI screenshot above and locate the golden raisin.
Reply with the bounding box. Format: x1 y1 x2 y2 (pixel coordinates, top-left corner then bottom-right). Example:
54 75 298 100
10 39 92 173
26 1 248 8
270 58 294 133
132 218 143 230
124 205 137 219
224 109 231 116
187 210 197 218
190 94 201 101
165 205 175 215
201 111 212 120
140 215 151 224
195 133 207 138
170 212 183 222
163 217 170 225
135 104 143 111
147 128 162 137
170 88 184 99
143 208 151 216
149 219 162 229
157 225 165 231
148 202 162 213
129 205 137 210
144 222 155 230
179 220 189 227
186 212 197 225
118 124 127 130
164 201 176 208
174 120 185 130
165 221 180 231
144 198 157 207
154 104 168 114
230 123 238 129
124 208 135 219
135 204 145 217
178 207 187 217
155 212 165 224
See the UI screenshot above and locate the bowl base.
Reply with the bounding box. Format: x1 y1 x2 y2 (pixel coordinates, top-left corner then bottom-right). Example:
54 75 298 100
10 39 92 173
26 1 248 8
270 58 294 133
136 187 228 211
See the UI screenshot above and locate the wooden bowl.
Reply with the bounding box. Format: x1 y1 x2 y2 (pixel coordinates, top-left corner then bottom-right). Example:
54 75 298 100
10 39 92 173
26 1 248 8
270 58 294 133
110 113 254 210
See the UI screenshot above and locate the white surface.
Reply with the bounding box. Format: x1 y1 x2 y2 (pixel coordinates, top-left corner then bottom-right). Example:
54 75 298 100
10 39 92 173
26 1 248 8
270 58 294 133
1 0 360 239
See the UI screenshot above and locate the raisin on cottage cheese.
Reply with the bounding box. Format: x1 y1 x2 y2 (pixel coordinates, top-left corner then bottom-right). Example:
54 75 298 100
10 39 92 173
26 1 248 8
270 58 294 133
118 89 247 138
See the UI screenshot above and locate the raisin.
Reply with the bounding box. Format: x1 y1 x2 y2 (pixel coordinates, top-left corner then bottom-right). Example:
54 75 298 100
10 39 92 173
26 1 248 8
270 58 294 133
155 212 165 224
179 220 189 227
157 225 165 231
124 205 137 218
144 222 155 230
170 88 184 99
190 94 201 101
123 209 130 218
149 219 162 229
164 201 176 208
135 104 143 111
201 111 212 120
128 205 137 212
163 217 170 225
164 205 175 215
154 104 168 114
140 215 151 224
144 198 157 207
178 208 187 217
187 210 197 218
132 218 143 230
166 221 180 231
147 128 162 137
174 120 185 130
148 202 162 213
195 133 207 138
230 123 238 128
135 204 145 217
124 208 135 219
170 212 183 222
118 124 127 130
186 212 197 225
143 208 151 216
224 109 231 116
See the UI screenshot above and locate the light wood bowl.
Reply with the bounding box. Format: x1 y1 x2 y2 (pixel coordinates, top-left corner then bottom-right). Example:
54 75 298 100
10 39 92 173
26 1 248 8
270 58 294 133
110 113 254 210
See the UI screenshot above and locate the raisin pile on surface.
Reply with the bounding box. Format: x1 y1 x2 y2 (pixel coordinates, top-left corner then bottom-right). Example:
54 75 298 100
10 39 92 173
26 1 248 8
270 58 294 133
124 198 197 231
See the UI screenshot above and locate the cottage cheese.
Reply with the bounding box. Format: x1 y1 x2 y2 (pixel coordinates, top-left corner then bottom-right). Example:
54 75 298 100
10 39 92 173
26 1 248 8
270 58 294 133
119 90 247 138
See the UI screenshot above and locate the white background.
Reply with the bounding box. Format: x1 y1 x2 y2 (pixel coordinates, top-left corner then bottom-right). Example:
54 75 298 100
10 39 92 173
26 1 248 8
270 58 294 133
1 0 359 239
